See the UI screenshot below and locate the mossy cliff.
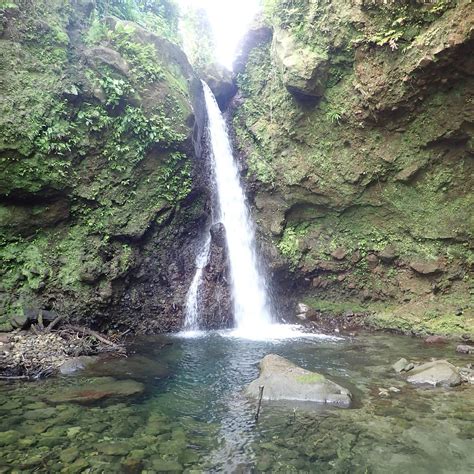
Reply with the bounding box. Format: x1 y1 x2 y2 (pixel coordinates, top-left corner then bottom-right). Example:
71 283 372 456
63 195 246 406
231 0 474 335
0 0 209 332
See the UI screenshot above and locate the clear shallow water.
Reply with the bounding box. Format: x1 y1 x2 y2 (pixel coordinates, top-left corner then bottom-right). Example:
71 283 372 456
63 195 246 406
0 331 473 472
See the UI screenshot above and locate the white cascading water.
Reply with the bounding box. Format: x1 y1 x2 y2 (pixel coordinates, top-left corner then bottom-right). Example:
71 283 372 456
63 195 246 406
202 82 273 334
183 82 273 335
183 83 319 340
183 236 211 331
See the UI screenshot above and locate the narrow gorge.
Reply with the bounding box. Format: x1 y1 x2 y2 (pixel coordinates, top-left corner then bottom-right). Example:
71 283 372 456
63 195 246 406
0 0 473 472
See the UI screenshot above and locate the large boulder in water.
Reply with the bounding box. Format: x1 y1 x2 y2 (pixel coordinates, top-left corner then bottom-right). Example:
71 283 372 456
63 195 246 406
246 354 352 407
406 360 461 387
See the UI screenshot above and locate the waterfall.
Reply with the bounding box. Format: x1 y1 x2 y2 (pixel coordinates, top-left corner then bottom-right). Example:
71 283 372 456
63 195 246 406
183 237 211 331
183 82 274 335
203 82 273 332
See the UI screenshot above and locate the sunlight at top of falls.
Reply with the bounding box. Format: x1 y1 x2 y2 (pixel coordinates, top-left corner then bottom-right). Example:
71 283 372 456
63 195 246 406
177 0 261 69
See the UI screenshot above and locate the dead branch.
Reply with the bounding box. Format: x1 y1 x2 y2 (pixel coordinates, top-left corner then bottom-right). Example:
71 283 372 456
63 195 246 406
44 314 64 333
65 325 124 350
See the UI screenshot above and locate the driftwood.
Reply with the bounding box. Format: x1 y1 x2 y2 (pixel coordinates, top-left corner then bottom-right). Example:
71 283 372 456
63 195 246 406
1 322 127 380
64 325 125 352
44 314 64 333
0 375 30 380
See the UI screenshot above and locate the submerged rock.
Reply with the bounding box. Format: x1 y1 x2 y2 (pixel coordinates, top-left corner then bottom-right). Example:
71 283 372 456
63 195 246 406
392 358 409 373
246 354 352 407
424 336 448 344
0 430 20 447
59 356 98 375
456 344 473 354
406 360 461 387
85 355 169 381
45 377 144 404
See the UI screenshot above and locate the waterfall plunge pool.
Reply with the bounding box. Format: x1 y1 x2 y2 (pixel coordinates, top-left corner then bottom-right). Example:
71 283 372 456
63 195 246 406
1 330 473 472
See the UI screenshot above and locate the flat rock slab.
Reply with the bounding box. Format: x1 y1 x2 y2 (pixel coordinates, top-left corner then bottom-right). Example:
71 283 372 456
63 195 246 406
59 356 98 375
86 355 169 381
45 377 144 404
406 360 461 387
246 354 352 407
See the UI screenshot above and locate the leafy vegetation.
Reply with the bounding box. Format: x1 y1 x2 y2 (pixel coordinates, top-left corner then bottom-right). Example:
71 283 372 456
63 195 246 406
180 7 216 73
359 0 456 51
93 0 180 42
277 226 307 269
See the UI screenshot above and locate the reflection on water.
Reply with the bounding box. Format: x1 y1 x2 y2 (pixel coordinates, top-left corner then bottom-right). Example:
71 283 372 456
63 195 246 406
0 331 473 472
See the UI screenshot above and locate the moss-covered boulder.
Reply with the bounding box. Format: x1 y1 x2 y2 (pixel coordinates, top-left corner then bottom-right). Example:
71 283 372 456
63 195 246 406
246 354 352 407
273 26 329 98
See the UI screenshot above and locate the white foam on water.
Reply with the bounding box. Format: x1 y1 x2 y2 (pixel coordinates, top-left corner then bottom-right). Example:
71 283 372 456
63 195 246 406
221 323 344 342
176 325 343 342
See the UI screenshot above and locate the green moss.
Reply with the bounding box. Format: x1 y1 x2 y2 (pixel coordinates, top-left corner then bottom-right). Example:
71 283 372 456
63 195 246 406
356 0 456 50
303 296 474 337
106 22 165 84
93 0 180 43
277 226 307 269
0 0 200 325
368 310 474 337
296 373 325 384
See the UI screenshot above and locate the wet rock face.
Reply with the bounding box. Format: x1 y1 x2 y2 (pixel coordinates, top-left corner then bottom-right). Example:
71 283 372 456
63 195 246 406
246 354 352 407
199 223 233 329
233 18 272 75
273 27 329 99
0 2 210 333
201 63 237 110
230 0 474 335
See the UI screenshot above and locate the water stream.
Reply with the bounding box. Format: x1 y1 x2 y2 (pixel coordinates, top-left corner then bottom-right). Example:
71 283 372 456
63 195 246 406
183 236 211 331
1 332 472 472
184 83 273 335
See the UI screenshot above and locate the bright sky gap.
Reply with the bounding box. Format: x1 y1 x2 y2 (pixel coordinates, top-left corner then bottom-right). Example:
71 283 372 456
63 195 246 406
177 0 261 69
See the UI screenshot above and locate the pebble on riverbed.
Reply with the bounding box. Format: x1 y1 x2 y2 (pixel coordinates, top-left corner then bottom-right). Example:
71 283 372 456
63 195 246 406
456 344 473 354
392 358 414 373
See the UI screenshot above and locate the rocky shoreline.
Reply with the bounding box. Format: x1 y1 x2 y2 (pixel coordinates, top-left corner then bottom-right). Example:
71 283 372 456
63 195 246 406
2 309 473 384
0 317 125 380
295 301 474 340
